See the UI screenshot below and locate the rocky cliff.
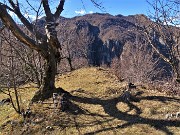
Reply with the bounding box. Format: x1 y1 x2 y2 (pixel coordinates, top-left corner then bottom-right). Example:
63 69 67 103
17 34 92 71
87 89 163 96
49 13 178 70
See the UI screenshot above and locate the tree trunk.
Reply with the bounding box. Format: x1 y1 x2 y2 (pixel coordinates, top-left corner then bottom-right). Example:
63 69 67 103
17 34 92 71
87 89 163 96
31 48 57 102
174 61 180 83
67 57 73 71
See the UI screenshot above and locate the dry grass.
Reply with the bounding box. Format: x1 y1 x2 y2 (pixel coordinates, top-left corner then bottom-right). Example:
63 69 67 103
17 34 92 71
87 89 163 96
55 67 127 97
0 83 38 134
0 67 180 135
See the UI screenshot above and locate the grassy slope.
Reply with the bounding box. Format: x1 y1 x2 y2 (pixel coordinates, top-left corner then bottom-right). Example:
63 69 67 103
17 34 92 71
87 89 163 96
0 67 180 135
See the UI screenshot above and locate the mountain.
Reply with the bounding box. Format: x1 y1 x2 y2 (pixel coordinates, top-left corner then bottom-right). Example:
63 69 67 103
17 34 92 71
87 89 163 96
1 13 178 80
54 14 170 63
45 13 179 79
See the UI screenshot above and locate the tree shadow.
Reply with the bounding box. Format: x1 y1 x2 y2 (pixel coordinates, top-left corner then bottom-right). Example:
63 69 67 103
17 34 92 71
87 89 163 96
70 90 180 135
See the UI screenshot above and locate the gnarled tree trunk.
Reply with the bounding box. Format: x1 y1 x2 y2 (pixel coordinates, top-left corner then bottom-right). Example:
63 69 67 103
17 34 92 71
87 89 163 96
32 47 58 102
172 60 180 83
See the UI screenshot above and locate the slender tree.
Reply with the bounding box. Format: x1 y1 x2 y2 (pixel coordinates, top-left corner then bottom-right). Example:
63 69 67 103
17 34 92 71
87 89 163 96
146 0 180 82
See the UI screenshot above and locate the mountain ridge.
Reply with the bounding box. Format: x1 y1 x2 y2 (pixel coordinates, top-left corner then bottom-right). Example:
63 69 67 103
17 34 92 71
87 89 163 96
52 13 178 75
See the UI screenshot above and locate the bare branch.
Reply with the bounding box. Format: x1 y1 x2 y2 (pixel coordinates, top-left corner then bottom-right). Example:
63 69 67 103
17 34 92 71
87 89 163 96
0 3 14 12
0 88 9 95
144 30 171 64
7 0 46 41
26 0 40 13
90 0 106 12
42 0 52 19
0 4 45 53
54 0 65 20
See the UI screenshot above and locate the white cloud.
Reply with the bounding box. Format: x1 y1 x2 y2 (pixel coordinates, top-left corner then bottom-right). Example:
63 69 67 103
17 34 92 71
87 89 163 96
89 11 94 14
75 9 86 15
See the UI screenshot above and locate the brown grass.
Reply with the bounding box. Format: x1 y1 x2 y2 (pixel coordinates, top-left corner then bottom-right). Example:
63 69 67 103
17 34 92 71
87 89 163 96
0 67 180 135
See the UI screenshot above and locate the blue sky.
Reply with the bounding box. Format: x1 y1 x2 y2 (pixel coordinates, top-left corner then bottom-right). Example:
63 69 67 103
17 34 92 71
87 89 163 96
1 0 153 21
62 0 151 18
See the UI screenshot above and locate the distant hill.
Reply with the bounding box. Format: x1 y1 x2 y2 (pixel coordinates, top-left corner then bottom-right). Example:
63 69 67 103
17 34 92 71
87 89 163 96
1 13 179 78
1 13 178 67
45 13 178 77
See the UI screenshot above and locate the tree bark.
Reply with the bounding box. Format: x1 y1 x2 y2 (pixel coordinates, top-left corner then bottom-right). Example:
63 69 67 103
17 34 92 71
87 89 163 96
172 60 180 83
0 0 67 102
67 57 73 71
31 47 57 102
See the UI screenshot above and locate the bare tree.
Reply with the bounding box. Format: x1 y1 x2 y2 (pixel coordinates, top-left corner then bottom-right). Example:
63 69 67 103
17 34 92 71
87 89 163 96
0 0 65 101
58 22 75 71
111 37 164 84
0 44 22 114
0 28 46 113
58 19 98 70
0 0 102 101
145 0 180 82
0 29 45 88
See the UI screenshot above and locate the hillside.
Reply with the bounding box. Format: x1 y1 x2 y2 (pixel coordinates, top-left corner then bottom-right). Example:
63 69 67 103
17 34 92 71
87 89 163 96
0 13 179 85
48 13 178 78
0 67 180 135
35 13 177 66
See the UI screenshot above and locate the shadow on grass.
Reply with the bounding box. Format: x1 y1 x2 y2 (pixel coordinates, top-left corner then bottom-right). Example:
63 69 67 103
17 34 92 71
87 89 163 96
69 91 180 135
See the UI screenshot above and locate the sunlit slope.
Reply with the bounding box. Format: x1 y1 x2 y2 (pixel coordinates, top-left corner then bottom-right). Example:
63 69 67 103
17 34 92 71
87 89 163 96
0 67 179 135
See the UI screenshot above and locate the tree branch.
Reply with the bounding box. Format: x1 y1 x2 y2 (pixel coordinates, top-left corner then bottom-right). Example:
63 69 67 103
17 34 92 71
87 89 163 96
42 0 61 49
8 0 46 41
0 4 45 53
42 0 52 19
144 30 171 64
0 3 14 12
90 0 106 12
54 0 65 20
